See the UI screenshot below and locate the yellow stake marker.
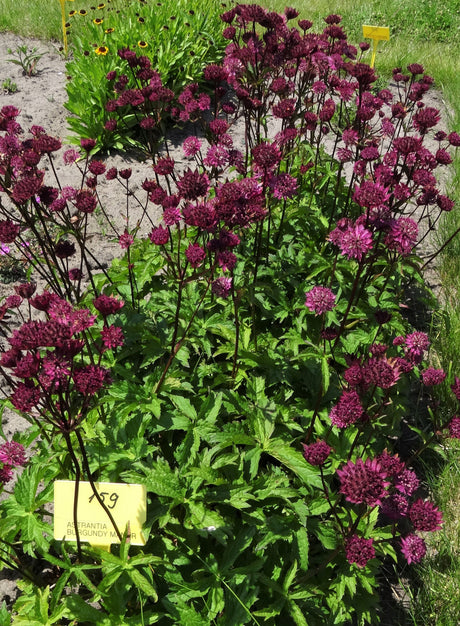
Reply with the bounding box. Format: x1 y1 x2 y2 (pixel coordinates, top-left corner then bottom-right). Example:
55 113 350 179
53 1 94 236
54 481 147 552
362 25 390 69
58 0 68 57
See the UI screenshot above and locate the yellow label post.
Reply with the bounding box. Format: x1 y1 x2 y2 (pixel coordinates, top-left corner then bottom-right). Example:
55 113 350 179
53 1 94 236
362 25 390 68
54 481 147 551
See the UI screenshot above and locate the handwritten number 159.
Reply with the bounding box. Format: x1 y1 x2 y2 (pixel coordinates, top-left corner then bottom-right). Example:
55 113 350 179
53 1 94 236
88 491 119 509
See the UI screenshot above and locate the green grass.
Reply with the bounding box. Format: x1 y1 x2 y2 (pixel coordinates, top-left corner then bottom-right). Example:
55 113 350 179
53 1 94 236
1 0 460 622
406 443 460 625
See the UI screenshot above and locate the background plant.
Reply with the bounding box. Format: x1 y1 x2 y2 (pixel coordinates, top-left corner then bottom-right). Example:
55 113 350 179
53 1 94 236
1 3 460 624
6 45 44 76
64 0 227 151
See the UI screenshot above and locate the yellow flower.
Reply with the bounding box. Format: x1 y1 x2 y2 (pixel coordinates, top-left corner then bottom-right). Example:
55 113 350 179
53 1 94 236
138 40 148 48
79 9 87 16
95 46 109 55
97 3 106 8
93 18 103 25
105 27 114 33
69 10 77 16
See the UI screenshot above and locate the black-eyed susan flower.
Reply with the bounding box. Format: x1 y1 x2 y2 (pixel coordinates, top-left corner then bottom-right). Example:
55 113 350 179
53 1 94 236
138 40 148 48
79 9 87 16
97 3 105 8
95 45 109 55
138 17 145 23
93 17 103 24
69 10 77 16
105 27 114 33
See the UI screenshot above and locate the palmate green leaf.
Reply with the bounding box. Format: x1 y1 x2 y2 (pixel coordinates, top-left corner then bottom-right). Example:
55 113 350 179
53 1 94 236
12 586 67 626
144 460 187 500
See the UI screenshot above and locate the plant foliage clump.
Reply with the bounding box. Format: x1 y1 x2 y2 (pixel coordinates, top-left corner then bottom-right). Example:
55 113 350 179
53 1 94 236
0 4 460 624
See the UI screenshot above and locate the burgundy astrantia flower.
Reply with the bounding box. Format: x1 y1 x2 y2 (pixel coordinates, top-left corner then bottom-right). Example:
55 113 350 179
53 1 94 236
345 535 375 568
329 222 373 261
409 498 443 532
73 365 110 395
0 465 13 484
421 367 446 386
269 173 298 199
329 390 363 428
149 225 170 245
101 325 124 350
185 243 206 268
380 492 409 520
337 457 389 506
217 250 237 271
305 286 336 315
354 180 390 209
176 168 210 201
93 295 124 317
394 469 420 496
0 441 26 467
302 441 332 466
450 376 460 401
183 136 202 157
0 220 20 244
363 356 400 389
385 217 418 256
413 107 441 134
215 178 266 228
447 415 460 439
211 276 232 299
376 450 405 478
119 231 134 249
29 290 59 312
11 382 41 412
404 331 430 364
74 190 97 214
39 354 71 391
252 142 282 172
401 534 427 564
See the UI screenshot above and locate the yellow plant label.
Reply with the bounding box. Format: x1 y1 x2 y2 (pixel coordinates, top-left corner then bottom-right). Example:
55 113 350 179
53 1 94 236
54 480 147 547
362 25 390 41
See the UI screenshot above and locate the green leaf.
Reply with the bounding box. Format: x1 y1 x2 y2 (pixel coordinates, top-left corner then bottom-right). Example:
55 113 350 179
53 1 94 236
144 460 186 500
126 568 158 601
295 527 309 571
220 527 255 572
266 440 322 488
283 560 298 592
170 394 197 420
288 601 309 626
63 595 111 625
0 602 10 626
321 355 330 393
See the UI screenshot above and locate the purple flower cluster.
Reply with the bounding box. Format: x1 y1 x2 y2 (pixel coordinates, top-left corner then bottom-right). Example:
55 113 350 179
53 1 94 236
337 457 390 506
0 440 26 485
345 535 375 568
0 293 113 421
305 286 336 315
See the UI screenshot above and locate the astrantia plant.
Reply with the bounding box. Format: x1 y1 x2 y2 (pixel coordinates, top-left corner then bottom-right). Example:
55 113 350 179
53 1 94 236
1 4 460 624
